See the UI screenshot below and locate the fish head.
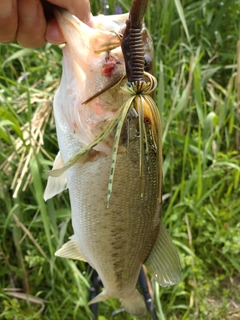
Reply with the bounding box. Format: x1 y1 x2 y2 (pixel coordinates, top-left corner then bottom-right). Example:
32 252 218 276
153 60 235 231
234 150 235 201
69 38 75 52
54 9 154 155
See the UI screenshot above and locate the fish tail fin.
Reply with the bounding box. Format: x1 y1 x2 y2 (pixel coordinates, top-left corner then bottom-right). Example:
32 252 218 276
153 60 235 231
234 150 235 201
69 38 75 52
120 289 146 317
88 289 110 305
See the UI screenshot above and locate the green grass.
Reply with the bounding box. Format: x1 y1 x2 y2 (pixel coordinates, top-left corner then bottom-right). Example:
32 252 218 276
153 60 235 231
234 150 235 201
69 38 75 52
1 0 240 319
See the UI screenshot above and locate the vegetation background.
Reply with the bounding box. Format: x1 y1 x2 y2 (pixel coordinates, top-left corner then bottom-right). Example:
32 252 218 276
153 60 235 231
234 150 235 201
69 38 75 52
0 0 240 319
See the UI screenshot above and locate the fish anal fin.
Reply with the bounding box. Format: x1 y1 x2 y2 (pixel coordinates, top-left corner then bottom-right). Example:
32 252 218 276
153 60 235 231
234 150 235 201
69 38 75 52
120 289 146 317
55 235 87 262
44 151 68 200
144 221 181 287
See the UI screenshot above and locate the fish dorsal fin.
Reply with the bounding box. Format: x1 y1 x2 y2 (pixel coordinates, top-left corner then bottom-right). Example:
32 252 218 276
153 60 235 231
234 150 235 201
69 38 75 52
44 152 68 201
55 235 87 262
144 221 181 287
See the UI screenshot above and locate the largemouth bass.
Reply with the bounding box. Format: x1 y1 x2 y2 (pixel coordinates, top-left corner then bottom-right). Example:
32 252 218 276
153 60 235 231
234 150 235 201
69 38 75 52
44 6 181 317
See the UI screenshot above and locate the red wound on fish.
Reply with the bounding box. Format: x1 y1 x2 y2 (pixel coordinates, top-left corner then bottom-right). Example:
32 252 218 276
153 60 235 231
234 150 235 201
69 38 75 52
101 56 120 77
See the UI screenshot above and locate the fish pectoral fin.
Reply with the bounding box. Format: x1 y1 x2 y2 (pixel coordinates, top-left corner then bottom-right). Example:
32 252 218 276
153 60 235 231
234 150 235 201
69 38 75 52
44 151 68 200
55 235 87 262
88 289 109 305
144 221 181 287
120 289 146 317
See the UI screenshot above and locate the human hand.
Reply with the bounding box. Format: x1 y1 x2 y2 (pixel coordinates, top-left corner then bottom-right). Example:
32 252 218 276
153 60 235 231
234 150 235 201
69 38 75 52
0 0 92 48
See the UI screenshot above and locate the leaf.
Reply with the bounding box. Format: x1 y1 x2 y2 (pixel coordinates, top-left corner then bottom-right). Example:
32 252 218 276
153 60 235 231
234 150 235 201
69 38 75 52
1 49 34 68
174 0 191 46
30 156 53 257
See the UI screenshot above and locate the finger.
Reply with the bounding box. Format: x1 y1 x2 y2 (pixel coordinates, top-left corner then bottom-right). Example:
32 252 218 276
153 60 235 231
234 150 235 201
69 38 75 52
17 0 47 48
0 0 18 43
40 0 54 20
45 17 64 44
47 0 92 25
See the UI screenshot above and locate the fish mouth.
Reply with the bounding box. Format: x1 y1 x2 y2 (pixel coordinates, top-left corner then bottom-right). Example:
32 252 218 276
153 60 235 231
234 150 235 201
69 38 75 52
53 8 122 54
54 8 83 39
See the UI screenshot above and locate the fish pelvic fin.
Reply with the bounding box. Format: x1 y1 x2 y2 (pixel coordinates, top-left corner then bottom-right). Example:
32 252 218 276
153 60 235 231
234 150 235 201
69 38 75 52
44 151 68 201
55 235 87 262
88 289 110 305
120 289 146 317
144 221 181 287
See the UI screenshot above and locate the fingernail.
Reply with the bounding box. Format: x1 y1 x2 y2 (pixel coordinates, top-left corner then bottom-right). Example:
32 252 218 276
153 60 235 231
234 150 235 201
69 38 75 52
45 18 65 45
0 0 13 18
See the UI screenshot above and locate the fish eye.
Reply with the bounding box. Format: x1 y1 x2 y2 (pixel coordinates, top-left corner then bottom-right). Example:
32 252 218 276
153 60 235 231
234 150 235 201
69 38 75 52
144 117 151 124
144 54 152 71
